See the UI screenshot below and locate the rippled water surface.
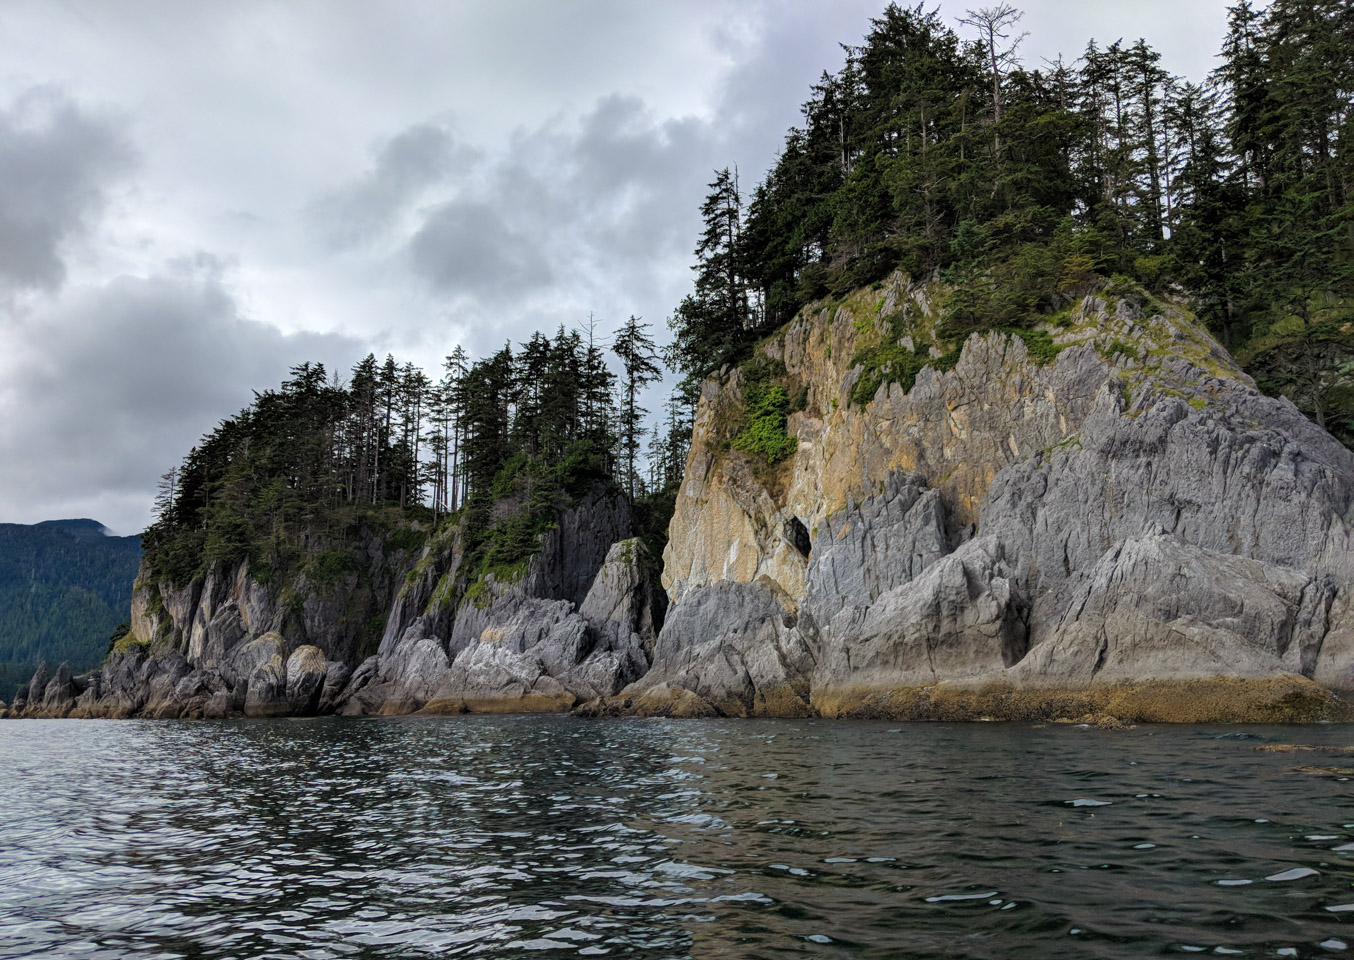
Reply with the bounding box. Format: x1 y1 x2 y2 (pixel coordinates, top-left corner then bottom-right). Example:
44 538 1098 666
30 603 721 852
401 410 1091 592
3 717 1354 959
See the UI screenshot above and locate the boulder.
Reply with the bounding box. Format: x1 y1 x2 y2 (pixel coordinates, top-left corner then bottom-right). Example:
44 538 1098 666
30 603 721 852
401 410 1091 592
284 645 328 714
243 654 287 717
628 578 817 717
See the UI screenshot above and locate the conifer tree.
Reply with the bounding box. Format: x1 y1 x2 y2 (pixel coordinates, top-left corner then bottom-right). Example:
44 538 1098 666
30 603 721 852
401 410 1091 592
612 316 662 500
669 168 750 379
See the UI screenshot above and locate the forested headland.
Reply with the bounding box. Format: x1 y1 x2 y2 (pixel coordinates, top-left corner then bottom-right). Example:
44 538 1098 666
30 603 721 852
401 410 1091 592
670 0 1352 448
141 0 1350 609
142 317 685 602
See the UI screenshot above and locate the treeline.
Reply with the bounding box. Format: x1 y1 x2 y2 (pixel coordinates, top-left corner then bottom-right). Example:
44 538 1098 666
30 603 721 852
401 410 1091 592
670 0 1352 446
144 319 693 586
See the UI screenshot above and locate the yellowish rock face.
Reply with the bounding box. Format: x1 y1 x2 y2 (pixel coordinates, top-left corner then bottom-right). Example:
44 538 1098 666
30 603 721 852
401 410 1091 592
661 271 1243 606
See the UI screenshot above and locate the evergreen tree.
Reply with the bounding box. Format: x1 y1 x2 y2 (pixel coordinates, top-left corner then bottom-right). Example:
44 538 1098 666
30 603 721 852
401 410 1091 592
669 167 751 380
612 316 662 500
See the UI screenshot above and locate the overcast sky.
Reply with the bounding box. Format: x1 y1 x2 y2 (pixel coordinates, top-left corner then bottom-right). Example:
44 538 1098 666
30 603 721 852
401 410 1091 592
0 0 1241 534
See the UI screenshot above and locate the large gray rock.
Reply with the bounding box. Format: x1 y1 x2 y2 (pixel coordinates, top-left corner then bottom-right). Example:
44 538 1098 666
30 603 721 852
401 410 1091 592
627 578 818 716
41 662 76 714
578 538 666 646
284 645 328 714
228 633 287 687
141 652 193 718
26 662 51 709
1014 535 1338 684
317 660 352 713
806 472 951 629
243 654 287 718
813 536 1027 694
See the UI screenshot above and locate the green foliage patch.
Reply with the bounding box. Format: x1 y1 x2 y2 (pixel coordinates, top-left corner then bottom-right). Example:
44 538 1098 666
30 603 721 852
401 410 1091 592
847 306 963 408
305 549 357 593
1013 330 1063 366
731 358 799 465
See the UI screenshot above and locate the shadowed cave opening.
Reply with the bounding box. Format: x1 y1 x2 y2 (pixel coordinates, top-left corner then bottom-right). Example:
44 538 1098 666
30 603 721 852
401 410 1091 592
788 517 811 558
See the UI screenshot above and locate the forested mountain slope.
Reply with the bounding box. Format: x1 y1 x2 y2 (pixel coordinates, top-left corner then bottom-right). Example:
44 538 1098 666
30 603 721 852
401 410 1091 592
0 520 141 694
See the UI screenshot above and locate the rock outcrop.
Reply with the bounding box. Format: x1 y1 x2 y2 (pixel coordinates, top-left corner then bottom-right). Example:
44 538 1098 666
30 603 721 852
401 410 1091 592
9 273 1353 723
613 274 1354 721
342 488 661 715
10 484 667 720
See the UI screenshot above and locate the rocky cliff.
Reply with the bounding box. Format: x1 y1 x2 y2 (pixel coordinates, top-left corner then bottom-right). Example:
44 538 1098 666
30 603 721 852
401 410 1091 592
8 273 1353 722
5 485 666 719
606 273 1354 721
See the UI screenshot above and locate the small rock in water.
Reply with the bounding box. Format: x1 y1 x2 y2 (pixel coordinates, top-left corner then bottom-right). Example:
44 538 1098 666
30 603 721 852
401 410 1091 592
1278 949 1299 957
1264 867 1320 882
1320 940 1348 952
806 935 832 944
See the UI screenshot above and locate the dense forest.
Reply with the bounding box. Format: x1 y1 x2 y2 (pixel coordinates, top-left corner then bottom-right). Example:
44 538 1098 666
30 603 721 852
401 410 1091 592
142 318 690 592
670 0 1353 448
0 520 141 694
141 0 1351 606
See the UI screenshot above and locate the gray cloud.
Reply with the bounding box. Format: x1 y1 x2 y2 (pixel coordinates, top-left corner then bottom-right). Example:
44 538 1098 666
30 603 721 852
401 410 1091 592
386 94 723 352
408 198 553 300
0 87 133 296
0 261 361 533
309 122 479 251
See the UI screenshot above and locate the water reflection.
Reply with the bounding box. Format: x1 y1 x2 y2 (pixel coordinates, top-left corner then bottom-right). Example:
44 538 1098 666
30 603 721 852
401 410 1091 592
1 716 1352 958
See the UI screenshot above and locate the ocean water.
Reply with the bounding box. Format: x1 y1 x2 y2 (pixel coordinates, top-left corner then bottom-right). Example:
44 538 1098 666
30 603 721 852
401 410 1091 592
1 716 1352 959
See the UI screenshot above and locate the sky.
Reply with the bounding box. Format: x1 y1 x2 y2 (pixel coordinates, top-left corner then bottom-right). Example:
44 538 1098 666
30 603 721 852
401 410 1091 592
0 0 1242 534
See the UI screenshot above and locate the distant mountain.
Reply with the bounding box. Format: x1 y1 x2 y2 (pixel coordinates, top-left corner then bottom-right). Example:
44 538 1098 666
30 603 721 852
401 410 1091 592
0 520 142 697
